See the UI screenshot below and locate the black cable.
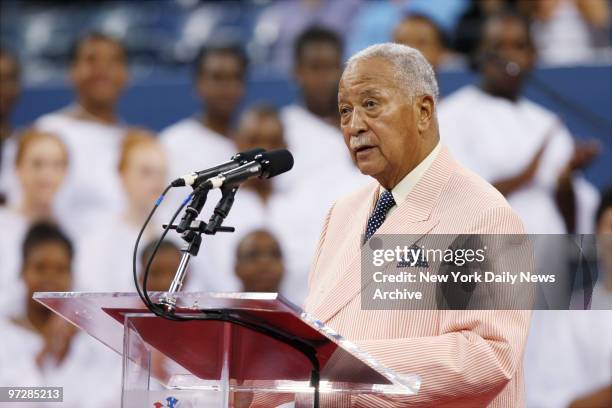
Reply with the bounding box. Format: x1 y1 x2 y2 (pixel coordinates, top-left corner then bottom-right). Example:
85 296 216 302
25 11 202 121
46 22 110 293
142 190 195 320
132 184 172 306
131 183 194 321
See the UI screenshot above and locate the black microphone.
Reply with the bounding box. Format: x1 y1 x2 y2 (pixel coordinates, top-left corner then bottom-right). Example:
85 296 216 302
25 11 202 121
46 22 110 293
203 149 294 189
170 148 265 187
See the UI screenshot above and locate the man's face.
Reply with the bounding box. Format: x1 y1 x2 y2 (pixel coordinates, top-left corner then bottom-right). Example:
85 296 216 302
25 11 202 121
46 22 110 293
0 53 20 120
23 242 72 295
236 113 286 152
393 17 444 69
480 17 535 94
235 231 283 293
70 38 128 107
338 57 425 188
295 42 342 112
197 53 245 118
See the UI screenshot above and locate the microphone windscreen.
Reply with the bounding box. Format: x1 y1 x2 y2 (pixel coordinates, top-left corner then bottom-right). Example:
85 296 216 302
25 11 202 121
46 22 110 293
259 149 294 178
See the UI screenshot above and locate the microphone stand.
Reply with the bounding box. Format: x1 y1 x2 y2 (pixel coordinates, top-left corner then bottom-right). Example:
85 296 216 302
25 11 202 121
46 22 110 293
140 176 322 406
161 184 238 312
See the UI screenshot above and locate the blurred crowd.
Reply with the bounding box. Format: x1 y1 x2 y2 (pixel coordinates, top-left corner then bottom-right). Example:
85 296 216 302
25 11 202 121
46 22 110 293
0 1 611 408
2 0 612 85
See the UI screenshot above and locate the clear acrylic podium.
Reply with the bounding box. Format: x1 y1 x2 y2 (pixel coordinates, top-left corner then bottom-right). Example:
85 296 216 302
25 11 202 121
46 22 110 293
34 292 420 407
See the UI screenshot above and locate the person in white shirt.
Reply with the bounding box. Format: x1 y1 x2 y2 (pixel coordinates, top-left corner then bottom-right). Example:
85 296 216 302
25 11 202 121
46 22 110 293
0 129 69 318
234 229 284 293
76 128 170 292
281 26 362 193
438 11 600 234
189 105 289 295
0 222 121 408
279 29 368 303
193 104 330 304
34 32 129 233
0 47 21 205
160 44 247 189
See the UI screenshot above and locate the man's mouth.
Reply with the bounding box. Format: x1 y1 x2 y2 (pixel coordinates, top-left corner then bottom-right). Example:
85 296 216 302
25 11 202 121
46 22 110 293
354 145 376 157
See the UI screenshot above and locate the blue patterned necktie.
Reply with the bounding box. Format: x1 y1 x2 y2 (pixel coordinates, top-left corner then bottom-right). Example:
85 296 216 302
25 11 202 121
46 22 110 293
364 190 396 243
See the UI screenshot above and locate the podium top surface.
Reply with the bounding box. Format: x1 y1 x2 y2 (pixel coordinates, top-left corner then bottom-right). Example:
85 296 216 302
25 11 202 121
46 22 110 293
34 291 420 395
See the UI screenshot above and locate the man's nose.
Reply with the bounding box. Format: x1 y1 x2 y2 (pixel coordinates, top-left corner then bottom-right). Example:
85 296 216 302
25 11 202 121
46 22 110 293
347 109 368 136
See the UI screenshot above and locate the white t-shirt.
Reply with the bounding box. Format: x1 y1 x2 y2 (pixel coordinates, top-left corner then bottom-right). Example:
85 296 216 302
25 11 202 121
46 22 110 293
75 214 185 293
0 208 28 318
35 110 126 234
280 106 371 301
438 85 599 233
524 310 612 408
159 117 239 221
160 117 237 181
0 132 18 204
0 318 122 408
280 104 362 191
75 214 141 292
158 117 243 294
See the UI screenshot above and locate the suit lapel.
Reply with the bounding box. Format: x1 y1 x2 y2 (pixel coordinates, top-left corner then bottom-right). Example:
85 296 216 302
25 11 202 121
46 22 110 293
308 184 377 313
312 218 439 324
310 146 456 323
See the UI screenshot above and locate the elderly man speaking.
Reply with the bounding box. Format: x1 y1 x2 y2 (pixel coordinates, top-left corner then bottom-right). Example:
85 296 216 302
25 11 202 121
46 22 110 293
302 43 529 407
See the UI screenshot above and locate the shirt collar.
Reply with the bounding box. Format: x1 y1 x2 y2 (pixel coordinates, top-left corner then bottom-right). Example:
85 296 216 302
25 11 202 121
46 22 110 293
379 141 442 205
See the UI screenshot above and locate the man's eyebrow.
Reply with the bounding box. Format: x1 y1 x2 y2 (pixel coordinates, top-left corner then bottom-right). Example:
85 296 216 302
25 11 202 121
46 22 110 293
359 88 384 98
338 83 386 103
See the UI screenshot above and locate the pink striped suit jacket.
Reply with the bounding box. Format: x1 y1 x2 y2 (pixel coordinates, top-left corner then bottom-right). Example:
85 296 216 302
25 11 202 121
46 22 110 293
253 146 531 407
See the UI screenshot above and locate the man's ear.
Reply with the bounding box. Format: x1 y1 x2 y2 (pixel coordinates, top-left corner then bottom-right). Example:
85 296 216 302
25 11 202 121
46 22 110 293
416 95 434 134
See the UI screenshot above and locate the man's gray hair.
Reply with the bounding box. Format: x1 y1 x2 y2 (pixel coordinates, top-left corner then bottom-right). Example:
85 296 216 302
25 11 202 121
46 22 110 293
346 43 439 102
